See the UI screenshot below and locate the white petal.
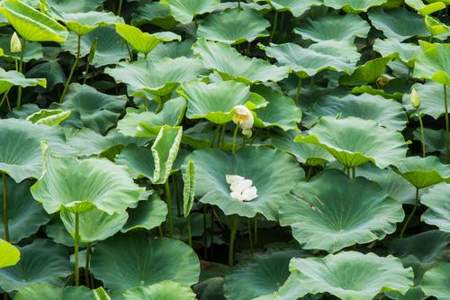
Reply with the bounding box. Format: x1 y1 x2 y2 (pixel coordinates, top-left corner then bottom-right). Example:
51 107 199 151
226 175 244 185
231 178 252 193
241 186 258 201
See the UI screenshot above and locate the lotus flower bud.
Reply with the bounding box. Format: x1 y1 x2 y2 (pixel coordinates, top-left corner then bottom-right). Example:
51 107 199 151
232 105 254 137
410 88 421 109
10 32 22 53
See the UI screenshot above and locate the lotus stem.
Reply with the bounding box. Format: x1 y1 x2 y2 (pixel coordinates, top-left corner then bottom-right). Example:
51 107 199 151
16 41 26 109
296 78 302 103
117 0 123 16
248 219 253 253
187 215 192 247
228 214 239 266
0 93 8 110
417 113 426 157
444 84 449 162
164 181 174 237
85 243 91 288
400 188 420 237
2 173 9 242
73 211 80 286
203 205 208 258
254 217 258 246
232 125 239 154
60 34 81 103
270 11 278 42
351 167 356 179
219 125 226 148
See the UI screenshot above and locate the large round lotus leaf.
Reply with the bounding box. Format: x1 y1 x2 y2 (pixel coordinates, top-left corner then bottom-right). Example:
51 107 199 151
59 83 127 134
123 281 196 300
91 233 200 291
116 145 155 179
179 80 256 124
192 39 289 84
368 8 429 41
0 178 49 243
264 42 359 77
304 93 407 130
0 68 46 94
0 0 68 43
130 2 176 28
294 13 370 43
252 85 301 131
402 81 450 119
357 164 416 204
26 60 65 90
414 42 450 85
280 169 404 252
0 239 71 292
14 283 97 300
197 8 269 44
295 116 408 168
160 0 220 24
106 57 206 97
148 39 194 60
26 109 71 127
190 147 304 220
61 11 123 36
60 208 128 243
31 154 145 214
121 195 168 233
393 156 450 189
45 218 87 247
340 55 394 86
421 263 450 300
260 0 321 17
373 39 420 66
323 0 388 12
289 251 414 300
63 26 129 67
421 183 450 232
0 118 65 183
47 0 104 13
224 250 303 300
0 239 20 269
117 97 186 138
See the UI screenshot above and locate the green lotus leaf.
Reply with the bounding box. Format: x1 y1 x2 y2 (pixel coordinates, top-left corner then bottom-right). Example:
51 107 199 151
193 39 289 84
116 145 155 179
148 39 194 60
421 263 450 300
91 233 200 291
182 160 195 217
224 250 303 300
405 0 447 15
26 60 65 90
60 11 123 36
413 42 450 85
0 0 68 43
63 26 129 67
294 13 369 43
280 169 404 252
413 128 450 156
197 8 270 44
368 8 429 41
116 23 180 55
357 164 417 204
0 178 49 243
117 97 186 138
289 251 414 300
152 126 182 184
259 0 322 17
122 281 197 300
161 0 220 24
421 183 450 232
46 0 104 13
323 0 388 12
0 239 71 292
190 147 304 220
60 208 128 243
14 283 98 300
0 239 20 269
295 116 408 168
45 218 86 247
26 109 71 126
131 2 175 28
264 42 359 78
0 68 46 94
340 55 394 86
122 194 168 232
0 36 42 62
424 15 449 37
403 81 450 119
58 83 127 134
304 93 407 130
179 80 259 124
393 156 450 189
352 84 403 101
106 57 207 97
373 39 420 66
252 85 301 131
0 118 66 182
31 153 145 214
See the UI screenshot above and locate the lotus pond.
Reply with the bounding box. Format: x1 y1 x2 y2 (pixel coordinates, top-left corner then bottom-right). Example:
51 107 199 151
0 0 449 299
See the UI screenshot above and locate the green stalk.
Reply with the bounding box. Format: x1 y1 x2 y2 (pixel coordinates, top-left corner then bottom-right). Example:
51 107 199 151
418 113 426 157
248 219 253 253
296 77 302 103
0 92 8 109
187 215 192 247
219 125 226 148
254 217 258 246
444 84 449 162
238 0 241 9
400 188 420 238
60 35 81 102
232 125 239 154
73 211 80 286
84 243 90 288
270 11 278 42
165 181 173 237
16 41 26 109
351 167 356 179
117 0 123 16
228 215 239 266
2 173 9 242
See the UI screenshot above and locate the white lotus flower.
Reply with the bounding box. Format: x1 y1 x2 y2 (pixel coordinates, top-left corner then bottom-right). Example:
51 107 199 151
232 105 254 137
10 32 22 53
226 174 258 202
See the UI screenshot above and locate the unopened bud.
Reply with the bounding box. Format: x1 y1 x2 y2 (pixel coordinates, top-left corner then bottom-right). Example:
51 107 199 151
10 32 22 53
410 88 421 109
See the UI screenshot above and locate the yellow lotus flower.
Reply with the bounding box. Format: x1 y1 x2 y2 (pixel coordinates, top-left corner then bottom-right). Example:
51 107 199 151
232 105 254 137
